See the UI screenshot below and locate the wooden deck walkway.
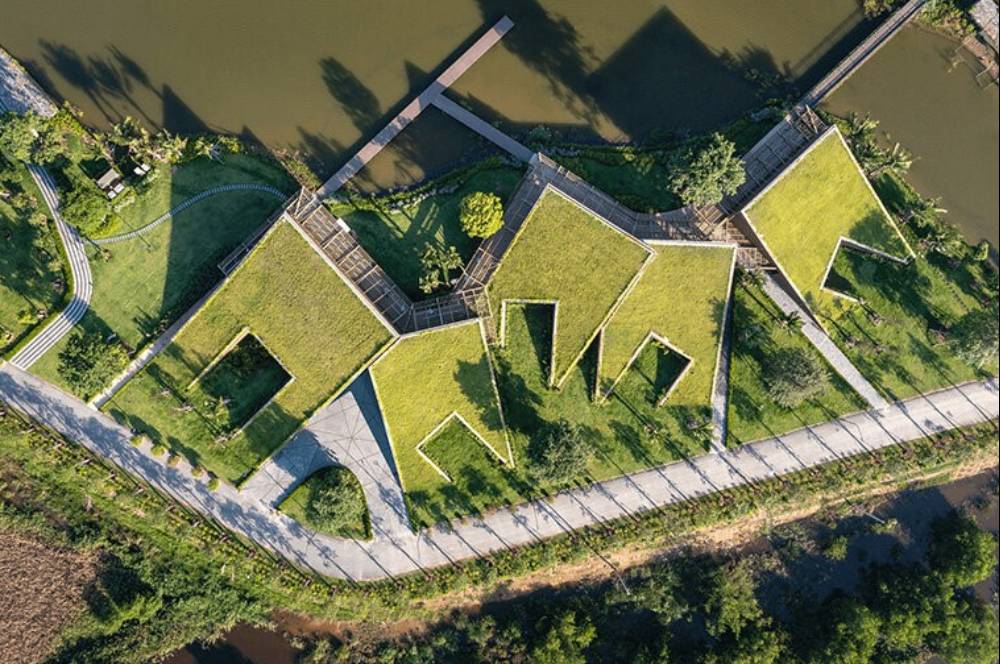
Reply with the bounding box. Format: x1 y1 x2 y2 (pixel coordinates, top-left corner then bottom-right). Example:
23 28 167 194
286 190 415 332
800 0 927 107
431 94 534 162
316 16 514 197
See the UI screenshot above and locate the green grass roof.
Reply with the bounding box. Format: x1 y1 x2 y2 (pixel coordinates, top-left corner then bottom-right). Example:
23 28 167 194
743 127 912 314
370 320 510 495
599 243 735 408
487 188 650 386
105 220 393 483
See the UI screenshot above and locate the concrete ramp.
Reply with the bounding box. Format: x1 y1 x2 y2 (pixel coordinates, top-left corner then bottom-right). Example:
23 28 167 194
241 371 412 537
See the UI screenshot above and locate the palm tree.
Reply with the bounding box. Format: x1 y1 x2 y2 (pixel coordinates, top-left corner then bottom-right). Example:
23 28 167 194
903 196 947 230
150 130 188 164
869 142 912 179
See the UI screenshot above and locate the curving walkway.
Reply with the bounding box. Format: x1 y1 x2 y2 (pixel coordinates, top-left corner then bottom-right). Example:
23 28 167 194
9 165 93 371
93 183 286 245
1 362 995 582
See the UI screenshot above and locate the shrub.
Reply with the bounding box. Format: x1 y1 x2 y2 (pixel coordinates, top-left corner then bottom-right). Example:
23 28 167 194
762 347 829 408
528 419 592 485
305 468 366 534
418 243 464 294
191 465 205 478
150 443 167 457
57 330 129 399
950 307 999 368
207 476 220 492
459 191 504 238
62 185 113 235
824 535 849 561
166 453 181 467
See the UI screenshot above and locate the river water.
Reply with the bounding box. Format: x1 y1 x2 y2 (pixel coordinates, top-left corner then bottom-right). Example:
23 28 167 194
2 2 995 245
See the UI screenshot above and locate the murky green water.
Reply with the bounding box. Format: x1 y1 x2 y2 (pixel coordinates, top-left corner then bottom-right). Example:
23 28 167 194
1 0 873 187
1 2 994 242
824 26 999 249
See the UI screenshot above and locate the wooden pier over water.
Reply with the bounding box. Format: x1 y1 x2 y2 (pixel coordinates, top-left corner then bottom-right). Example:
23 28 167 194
316 16 514 197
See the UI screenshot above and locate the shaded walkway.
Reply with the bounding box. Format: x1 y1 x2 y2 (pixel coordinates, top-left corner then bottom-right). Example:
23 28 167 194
761 272 890 410
8 165 92 370
3 362 994 582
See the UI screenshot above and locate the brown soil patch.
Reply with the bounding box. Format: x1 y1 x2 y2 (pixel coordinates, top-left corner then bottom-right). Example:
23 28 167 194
0 530 97 664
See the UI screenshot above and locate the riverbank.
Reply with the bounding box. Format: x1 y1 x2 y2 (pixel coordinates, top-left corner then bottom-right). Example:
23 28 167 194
167 455 1000 662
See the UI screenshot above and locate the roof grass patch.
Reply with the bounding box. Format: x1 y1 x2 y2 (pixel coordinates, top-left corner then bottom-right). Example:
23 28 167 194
487 188 650 387
742 127 912 315
598 243 735 408
370 320 511 501
103 220 393 483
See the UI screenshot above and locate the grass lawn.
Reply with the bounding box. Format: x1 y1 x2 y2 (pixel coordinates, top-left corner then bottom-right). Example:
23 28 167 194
370 320 510 512
0 158 67 356
599 244 735 408
743 127 911 314
277 466 370 539
727 280 867 445
329 163 524 299
822 250 998 400
102 221 394 483
99 154 290 239
488 190 650 387
30 154 295 394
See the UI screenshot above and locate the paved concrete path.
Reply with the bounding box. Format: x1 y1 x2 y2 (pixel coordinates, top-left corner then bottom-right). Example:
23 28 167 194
762 272 890 411
94 183 285 245
8 165 93 370
431 94 533 162
317 16 513 197
2 362 995 581
241 372 412 537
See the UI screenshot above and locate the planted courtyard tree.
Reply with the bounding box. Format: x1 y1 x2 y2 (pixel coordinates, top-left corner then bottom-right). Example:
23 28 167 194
58 329 129 398
529 419 591 484
949 306 999 368
62 184 113 235
762 347 829 408
305 468 366 535
669 133 746 207
459 191 504 238
419 243 464 294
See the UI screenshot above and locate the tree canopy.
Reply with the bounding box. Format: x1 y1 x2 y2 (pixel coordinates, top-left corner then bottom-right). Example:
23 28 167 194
528 419 592 484
669 133 746 207
762 347 829 408
459 191 504 238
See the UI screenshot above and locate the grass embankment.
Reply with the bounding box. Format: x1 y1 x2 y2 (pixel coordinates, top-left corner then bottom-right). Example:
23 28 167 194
598 244 734 406
329 162 524 299
742 128 912 313
0 157 67 356
30 154 295 394
727 279 867 445
370 321 510 527
277 466 370 540
488 190 650 387
103 222 393 484
824 249 998 400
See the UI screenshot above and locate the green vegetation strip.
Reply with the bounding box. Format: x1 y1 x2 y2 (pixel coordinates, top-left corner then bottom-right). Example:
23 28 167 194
277 466 370 540
743 128 911 314
103 221 393 483
488 190 650 386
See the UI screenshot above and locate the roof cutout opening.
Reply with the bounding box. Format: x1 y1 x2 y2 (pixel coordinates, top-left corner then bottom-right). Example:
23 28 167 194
608 336 692 408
